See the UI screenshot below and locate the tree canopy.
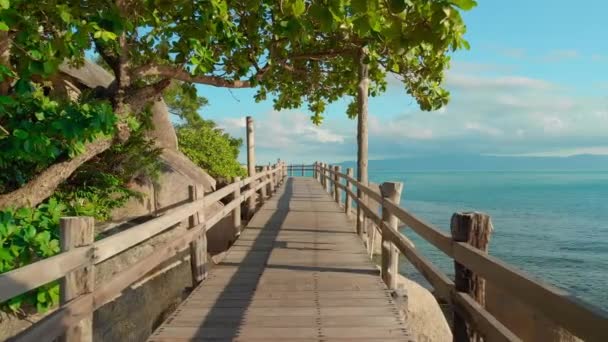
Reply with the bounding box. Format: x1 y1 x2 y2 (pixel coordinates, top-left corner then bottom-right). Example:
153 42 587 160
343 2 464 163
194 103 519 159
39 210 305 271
0 0 475 208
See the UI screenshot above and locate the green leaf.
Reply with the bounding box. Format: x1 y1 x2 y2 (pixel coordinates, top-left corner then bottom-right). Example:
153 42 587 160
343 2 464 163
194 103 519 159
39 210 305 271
450 0 477 10
388 0 407 13
0 21 8 31
0 0 9 10
292 0 306 16
13 128 28 139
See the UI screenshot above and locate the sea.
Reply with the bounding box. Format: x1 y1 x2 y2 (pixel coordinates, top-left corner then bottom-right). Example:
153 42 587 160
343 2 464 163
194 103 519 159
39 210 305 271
364 170 608 311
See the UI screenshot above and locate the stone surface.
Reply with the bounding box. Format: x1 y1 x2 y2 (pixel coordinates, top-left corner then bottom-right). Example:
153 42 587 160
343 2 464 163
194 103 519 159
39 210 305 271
394 274 452 342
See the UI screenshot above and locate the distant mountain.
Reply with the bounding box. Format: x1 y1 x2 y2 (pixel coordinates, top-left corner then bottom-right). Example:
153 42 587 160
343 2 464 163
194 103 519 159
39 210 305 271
337 154 608 171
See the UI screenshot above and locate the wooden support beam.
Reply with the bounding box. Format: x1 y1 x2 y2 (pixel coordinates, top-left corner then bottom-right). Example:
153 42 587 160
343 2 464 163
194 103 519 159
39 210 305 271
189 185 207 285
345 168 354 216
232 177 241 234
260 165 268 203
451 212 493 342
269 166 275 193
246 116 256 218
334 165 341 204
326 164 332 194
59 217 95 342
380 182 403 290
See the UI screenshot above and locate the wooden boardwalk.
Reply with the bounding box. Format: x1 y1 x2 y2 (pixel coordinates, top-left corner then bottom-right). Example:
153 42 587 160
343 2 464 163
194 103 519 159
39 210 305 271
149 177 411 341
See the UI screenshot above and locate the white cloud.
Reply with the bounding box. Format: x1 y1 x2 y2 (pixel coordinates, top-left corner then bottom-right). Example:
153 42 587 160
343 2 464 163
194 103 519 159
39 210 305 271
447 74 555 91
464 122 503 137
543 49 579 61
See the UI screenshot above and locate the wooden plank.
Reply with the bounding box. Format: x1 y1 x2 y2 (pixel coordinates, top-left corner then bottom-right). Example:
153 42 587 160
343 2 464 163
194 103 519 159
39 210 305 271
149 178 408 341
0 247 91 302
383 198 454 257
204 182 238 205
453 241 608 341
9 294 93 342
59 217 95 342
380 182 402 290
93 222 205 309
383 223 453 300
452 292 521 342
451 212 493 342
189 186 207 285
94 197 205 263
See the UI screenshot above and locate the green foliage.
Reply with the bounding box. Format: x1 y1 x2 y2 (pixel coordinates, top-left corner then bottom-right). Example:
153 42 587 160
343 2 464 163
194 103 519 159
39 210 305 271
164 82 209 128
0 85 116 193
0 127 162 314
0 199 64 313
177 126 246 181
163 81 245 180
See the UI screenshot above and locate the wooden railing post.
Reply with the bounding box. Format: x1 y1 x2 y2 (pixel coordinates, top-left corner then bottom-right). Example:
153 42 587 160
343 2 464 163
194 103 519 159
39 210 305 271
269 165 275 194
301 163 304 176
246 116 257 219
59 216 94 342
189 185 207 285
260 166 268 203
326 164 332 194
319 163 325 189
345 168 353 216
232 177 241 233
313 162 317 180
334 165 341 204
380 182 403 290
451 212 493 342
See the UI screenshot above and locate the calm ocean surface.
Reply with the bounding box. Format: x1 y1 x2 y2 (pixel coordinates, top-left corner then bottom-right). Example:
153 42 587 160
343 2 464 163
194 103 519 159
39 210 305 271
366 170 608 310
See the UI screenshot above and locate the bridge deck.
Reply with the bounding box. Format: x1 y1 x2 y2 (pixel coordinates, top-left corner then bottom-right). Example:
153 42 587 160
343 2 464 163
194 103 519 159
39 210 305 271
149 177 410 341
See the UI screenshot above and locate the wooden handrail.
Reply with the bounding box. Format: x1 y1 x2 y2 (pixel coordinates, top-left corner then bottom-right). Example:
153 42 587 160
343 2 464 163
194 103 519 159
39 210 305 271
1 162 287 342
314 162 608 342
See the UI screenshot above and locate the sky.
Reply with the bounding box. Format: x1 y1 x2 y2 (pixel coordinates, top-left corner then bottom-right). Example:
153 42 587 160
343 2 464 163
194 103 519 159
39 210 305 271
196 1 608 164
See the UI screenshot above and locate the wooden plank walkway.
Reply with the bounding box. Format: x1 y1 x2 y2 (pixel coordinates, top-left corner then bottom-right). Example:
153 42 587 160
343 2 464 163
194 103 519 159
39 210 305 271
149 177 411 341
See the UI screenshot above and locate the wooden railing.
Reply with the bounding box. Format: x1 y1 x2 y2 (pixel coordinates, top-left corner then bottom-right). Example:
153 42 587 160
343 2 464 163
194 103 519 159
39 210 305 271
286 163 315 177
0 162 286 342
314 162 608 342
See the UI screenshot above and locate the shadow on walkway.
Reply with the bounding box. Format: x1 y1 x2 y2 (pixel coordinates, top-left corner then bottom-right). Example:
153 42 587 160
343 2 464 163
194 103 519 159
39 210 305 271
193 178 295 339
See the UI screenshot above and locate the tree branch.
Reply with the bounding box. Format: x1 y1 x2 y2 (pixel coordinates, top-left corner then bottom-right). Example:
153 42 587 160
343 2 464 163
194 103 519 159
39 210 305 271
0 138 113 209
126 78 172 111
132 64 265 88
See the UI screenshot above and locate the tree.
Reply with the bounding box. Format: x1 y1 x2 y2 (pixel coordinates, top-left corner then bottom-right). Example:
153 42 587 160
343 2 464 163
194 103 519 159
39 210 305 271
0 0 474 209
163 81 246 181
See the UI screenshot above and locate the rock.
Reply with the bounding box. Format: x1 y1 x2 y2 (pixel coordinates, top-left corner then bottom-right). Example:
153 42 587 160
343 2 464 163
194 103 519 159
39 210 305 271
147 100 179 150
394 274 452 342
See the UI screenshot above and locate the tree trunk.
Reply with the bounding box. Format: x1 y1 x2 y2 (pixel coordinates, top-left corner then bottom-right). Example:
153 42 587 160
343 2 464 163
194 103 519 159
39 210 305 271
0 138 113 209
356 47 370 234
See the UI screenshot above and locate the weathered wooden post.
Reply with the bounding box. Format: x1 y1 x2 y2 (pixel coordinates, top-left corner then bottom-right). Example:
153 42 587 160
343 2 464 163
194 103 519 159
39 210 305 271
326 164 332 194
260 165 268 203
334 165 341 204
232 177 241 233
60 216 95 342
313 162 317 180
188 185 207 285
380 182 403 290
246 116 256 218
320 163 325 187
301 163 305 176
451 212 493 342
269 165 275 193
345 168 354 216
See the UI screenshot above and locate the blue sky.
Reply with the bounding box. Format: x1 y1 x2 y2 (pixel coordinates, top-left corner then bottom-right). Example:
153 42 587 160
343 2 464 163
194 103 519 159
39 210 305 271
197 1 608 164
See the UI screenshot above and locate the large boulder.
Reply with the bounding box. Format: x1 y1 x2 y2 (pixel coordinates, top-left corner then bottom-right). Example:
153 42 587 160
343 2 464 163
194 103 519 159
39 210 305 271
394 274 452 342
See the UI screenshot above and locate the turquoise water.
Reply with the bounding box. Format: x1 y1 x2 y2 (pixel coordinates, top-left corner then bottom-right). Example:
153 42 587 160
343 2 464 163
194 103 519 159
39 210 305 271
366 171 608 311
